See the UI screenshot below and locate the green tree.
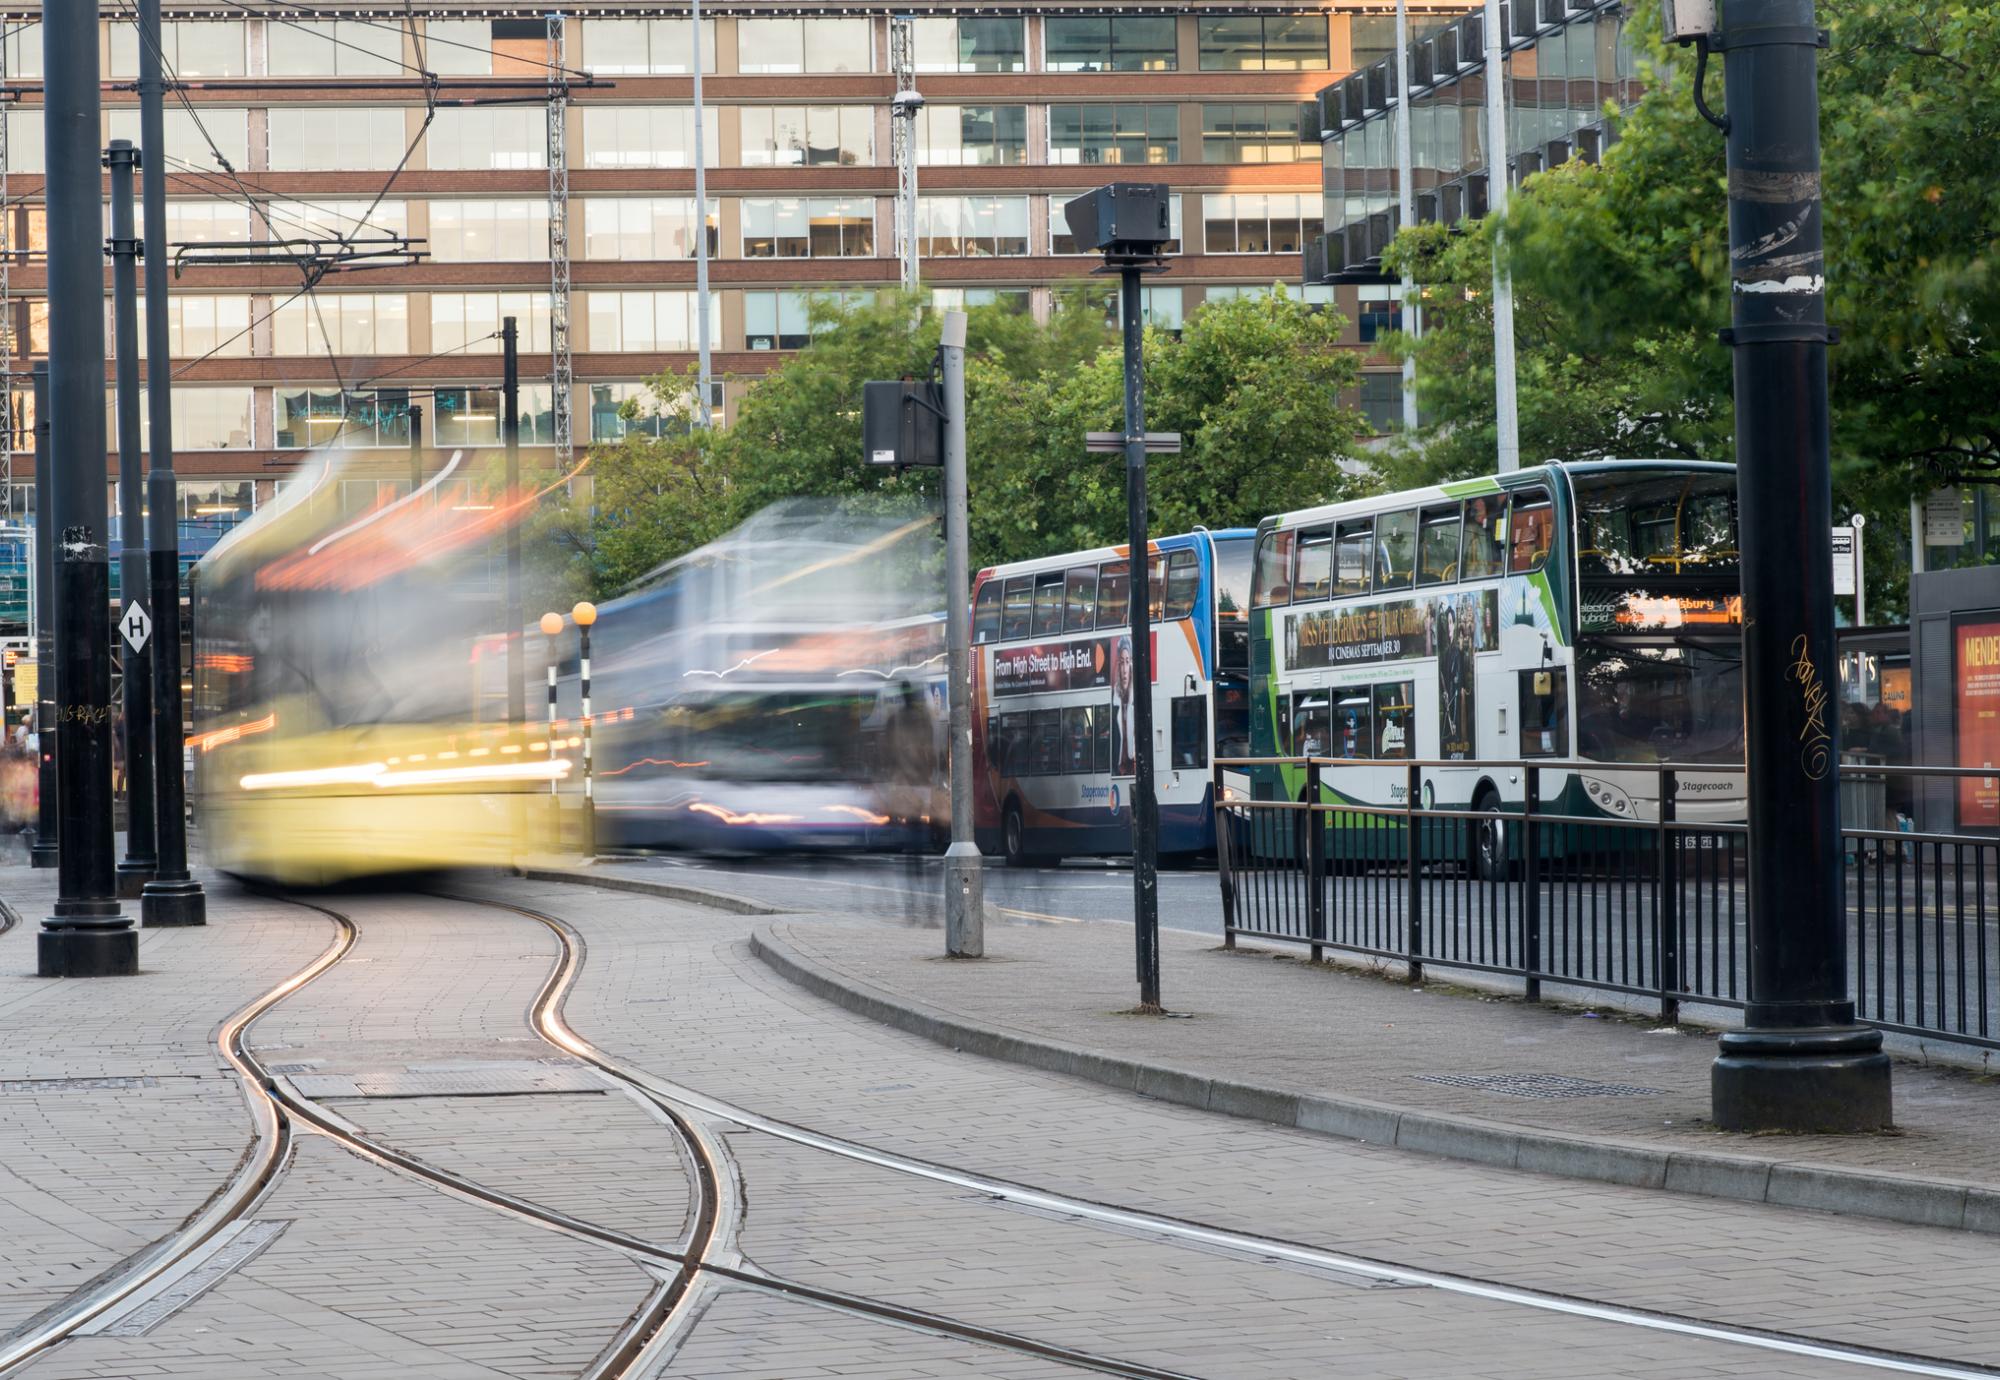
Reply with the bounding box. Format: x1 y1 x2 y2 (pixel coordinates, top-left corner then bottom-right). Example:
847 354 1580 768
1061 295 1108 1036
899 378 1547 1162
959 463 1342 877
1380 0 1998 607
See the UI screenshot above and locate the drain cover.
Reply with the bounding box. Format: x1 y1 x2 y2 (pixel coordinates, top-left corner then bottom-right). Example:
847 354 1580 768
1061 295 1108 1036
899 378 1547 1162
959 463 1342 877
1413 1073 1662 1099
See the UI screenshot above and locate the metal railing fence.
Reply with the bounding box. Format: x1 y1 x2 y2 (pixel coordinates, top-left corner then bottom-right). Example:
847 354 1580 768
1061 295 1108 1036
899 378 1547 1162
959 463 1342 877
1214 757 2000 1051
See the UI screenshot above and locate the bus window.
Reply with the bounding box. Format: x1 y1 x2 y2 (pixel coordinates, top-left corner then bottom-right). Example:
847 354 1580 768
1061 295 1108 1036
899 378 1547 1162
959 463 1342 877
1171 695 1207 769
1509 489 1553 573
1461 496 1506 579
1335 519 1373 597
1030 708 1062 774
1293 693 1331 758
1374 511 1416 590
1213 679 1249 760
973 581 1002 644
1212 534 1254 675
1002 576 1033 639
1097 560 1130 628
1334 690 1371 758
1148 553 1168 622
1064 566 1098 631
1417 507 1462 585
1292 527 1333 603
1164 549 1200 620
1374 682 1414 758
1275 692 1293 755
1032 571 1065 636
1251 528 1295 607
1063 705 1093 772
1094 701 1113 771
1519 667 1568 756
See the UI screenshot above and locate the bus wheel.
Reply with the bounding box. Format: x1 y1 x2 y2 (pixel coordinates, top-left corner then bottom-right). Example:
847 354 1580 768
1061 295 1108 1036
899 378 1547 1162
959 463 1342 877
1003 801 1033 868
1473 787 1512 882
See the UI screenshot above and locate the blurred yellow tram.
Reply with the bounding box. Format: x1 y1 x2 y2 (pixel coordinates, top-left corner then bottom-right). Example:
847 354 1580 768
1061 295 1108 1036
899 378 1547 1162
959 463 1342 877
190 452 563 884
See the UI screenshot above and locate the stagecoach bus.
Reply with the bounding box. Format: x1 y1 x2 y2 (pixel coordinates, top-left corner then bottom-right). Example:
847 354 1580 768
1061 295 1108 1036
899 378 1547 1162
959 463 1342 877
971 528 1255 865
1242 460 1744 875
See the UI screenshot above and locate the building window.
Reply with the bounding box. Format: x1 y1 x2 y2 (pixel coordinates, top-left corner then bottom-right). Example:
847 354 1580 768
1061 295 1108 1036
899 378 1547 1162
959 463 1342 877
1204 283 1336 307
1357 284 1403 342
1050 194 1181 254
1106 286 1185 333
261 200 408 243
917 196 1030 257
737 18 871 73
276 388 415 449
128 296 253 359
158 201 251 248
273 294 410 356
1048 105 1179 165
739 107 872 167
108 21 246 78
433 385 557 446
1349 16 1399 69
1044 16 1177 72
584 291 721 352
2 22 40 79
1201 103 1312 164
916 106 1029 167
929 288 1033 315
589 381 724 441
741 199 874 258
581 107 716 169
743 290 870 350
423 19 547 77
581 199 717 260
428 201 551 262
912 17 1026 73
1358 372 1403 434
1201 193 1322 255
267 20 405 76
580 18 716 75
267 107 408 171
430 293 553 353
124 387 255 451
105 108 250 173
427 108 546 170
1197 15 1329 71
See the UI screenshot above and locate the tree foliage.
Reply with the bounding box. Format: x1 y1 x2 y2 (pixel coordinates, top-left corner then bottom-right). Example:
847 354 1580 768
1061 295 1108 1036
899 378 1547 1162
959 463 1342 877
1379 0 1998 607
560 286 1369 596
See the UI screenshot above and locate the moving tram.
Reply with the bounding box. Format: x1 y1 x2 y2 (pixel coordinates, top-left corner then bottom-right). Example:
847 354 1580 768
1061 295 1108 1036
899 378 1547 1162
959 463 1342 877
191 452 563 883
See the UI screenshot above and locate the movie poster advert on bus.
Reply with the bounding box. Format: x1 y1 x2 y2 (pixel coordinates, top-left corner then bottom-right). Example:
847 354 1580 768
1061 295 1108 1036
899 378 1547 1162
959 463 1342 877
1283 589 1499 672
1956 618 2000 828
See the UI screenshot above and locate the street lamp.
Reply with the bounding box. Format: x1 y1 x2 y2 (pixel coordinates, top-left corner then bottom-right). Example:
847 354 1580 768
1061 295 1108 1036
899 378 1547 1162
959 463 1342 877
573 601 597 858
1063 182 1173 1011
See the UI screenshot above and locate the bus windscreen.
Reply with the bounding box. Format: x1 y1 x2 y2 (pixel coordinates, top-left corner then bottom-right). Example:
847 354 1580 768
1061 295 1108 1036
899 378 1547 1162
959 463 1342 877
1573 470 1738 578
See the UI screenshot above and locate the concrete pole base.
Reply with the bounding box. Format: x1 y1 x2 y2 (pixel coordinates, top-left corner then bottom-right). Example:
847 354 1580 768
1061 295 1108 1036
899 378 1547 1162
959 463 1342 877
943 842 984 958
116 863 156 899
38 924 139 977
1711 1025 1893 1133
141 878 207 928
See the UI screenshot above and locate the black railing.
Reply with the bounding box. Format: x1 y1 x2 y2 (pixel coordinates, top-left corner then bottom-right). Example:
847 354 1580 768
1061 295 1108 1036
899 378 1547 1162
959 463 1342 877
1215 757 2000 1051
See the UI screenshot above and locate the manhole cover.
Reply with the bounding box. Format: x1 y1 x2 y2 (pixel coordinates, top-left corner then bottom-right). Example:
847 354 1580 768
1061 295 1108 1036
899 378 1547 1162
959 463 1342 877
1413 1073 1662 1099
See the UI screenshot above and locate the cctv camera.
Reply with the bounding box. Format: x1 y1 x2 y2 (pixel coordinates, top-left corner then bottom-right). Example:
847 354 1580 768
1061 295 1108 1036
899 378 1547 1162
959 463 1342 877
891 88 926 116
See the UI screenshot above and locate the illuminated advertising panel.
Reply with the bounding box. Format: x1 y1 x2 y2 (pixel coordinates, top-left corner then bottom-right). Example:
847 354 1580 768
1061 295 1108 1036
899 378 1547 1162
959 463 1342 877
1956 617 2000 828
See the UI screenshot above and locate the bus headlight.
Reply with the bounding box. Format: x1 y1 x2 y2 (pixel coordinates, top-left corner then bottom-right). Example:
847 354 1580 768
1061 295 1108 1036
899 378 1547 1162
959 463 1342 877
1582 776 1633 817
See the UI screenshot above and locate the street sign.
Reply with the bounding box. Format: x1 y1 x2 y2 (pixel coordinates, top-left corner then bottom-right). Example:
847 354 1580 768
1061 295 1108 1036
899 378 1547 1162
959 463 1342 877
120 601 152 653
1925 489 1965 546
1084 432 1181 454
1830 526 1855 597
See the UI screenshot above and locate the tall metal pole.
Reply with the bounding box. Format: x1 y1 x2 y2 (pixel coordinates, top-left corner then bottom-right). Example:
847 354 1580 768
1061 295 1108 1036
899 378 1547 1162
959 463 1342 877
1395 0 1419 434
137 0 203 928
107 142 156 898
29 361 56 868
39 0 135 976
408 403 424 491
502 317 525 727
939 309 983 958
1121 265 1160 1008
1708 0 1889 1131
1480 0 1520 471
574 601 596 857
691 0 713 427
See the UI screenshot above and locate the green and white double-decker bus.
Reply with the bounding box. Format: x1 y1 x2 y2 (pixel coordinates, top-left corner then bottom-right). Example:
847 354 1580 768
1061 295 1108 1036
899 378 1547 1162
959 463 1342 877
1239 460 1744 875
